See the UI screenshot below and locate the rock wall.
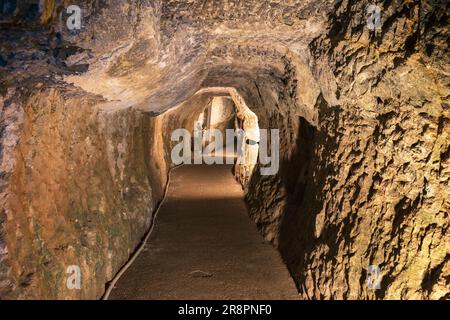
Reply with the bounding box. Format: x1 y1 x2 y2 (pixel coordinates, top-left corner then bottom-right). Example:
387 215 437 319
243 0 449 300
0 0 447 300
0 84 170 299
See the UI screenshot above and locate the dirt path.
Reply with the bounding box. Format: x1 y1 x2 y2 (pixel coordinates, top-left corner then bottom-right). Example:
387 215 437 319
109 165 299 300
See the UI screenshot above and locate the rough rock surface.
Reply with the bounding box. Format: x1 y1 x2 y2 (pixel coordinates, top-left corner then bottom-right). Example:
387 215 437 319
0 84 170 299
245 1 449 300
0 0 448 299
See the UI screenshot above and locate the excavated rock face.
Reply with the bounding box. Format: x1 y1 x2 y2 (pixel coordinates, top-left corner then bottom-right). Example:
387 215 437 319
0 0 448 299
245 1 449 300
0 84 171 299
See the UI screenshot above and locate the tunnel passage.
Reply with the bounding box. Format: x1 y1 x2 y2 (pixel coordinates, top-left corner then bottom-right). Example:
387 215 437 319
107 164 299 300
192 96 238 161
0 0 448 300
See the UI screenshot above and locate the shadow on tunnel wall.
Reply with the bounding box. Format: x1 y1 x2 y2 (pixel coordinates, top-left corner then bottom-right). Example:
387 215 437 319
245 94 341 296
280 94 341 296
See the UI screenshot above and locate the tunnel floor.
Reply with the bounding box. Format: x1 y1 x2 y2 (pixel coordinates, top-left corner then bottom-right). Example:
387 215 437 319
109 164 299 300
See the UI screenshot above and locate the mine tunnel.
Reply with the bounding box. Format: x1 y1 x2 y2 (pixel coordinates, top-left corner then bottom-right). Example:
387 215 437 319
0 1 448 301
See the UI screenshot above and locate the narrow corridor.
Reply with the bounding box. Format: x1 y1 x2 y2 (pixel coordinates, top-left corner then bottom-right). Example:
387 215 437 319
109 165 298 300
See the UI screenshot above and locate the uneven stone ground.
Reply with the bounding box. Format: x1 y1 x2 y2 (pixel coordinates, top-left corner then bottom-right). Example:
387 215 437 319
109 165 299 300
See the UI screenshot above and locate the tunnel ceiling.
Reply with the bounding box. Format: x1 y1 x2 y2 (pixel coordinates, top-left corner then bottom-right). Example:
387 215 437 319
63 0 329 115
